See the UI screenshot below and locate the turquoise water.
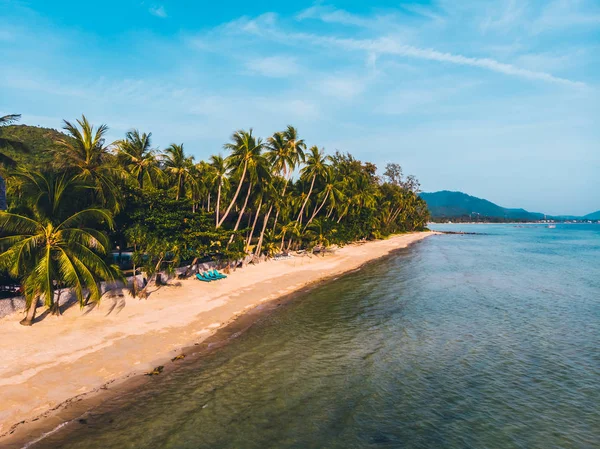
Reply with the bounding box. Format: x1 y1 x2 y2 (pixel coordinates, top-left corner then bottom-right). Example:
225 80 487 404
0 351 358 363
34 225 600 448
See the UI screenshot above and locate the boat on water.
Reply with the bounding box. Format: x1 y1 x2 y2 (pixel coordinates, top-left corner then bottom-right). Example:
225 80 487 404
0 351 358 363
547 224 556 228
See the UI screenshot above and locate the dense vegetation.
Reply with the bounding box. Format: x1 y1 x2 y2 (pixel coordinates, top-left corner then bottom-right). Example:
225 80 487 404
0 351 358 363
0 114 429 325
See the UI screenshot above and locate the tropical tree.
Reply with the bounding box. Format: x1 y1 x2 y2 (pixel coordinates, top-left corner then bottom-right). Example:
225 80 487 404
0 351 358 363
266 126 306 232
0 206 117 325
296 146 328 226
209 154 229 227
0 114 23 210
116 130 162 190
218 129 264 228
56 115 122 212
304 166 346 229
162 143 195 200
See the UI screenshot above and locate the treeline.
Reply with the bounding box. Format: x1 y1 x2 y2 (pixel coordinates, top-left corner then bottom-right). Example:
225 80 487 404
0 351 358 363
0 114 429 325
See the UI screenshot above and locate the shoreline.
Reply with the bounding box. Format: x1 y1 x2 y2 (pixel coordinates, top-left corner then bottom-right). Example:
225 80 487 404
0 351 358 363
0 231 437 448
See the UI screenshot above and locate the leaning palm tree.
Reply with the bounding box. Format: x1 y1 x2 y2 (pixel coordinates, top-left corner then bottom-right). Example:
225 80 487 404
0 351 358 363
266 126 306 232
0 114 23 210
218 129 264 228
0 208 118 325
209 154 229 226
296 146 328 226
116 130 162 190
162 143 196 200
56 115 122 212
304 166 346 229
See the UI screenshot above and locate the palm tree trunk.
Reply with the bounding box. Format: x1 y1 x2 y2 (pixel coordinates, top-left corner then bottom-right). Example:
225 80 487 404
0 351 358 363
20 298 38 326
215 183 222 226
254 204 273 257
184 257 199 278
228 182 253 245
218 162 247 228
271 178 288 233
207 192 211 212
138 169 144 190
296 175 315 226
305 191 330 229
246 194 263 251
139 256 164 298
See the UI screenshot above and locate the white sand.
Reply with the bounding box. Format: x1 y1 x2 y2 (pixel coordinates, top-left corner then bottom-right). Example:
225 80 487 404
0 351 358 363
0 232 436 439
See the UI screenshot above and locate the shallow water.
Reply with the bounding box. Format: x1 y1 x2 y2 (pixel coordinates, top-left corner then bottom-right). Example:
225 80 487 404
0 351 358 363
34 224 600 449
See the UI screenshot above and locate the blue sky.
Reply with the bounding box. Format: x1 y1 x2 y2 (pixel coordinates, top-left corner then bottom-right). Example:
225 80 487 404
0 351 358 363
1 0 599 215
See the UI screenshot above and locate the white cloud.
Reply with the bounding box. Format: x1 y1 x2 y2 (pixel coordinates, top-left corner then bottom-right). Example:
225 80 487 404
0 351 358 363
317 75 366 99
532 0 600 33
296 6 374 27
480 0 526 32
149 5 167 18
246 56 299 78
214 11 586 88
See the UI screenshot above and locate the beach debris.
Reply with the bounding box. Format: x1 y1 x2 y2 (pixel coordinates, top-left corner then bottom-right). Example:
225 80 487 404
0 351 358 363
171 354 185 362
145 365 164 376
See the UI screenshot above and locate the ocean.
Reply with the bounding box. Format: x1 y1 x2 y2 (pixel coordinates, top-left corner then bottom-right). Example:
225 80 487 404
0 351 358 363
32 224 600 448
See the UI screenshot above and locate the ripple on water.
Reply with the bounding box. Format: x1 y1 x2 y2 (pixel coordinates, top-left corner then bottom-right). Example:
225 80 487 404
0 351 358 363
34 225 600 449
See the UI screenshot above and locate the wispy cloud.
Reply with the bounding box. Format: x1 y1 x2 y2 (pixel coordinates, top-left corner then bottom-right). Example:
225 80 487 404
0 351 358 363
296 5 376 27
317 75 367 99
149 5 167 18
480 0 526 32
224 14 586 87
246 56 299 78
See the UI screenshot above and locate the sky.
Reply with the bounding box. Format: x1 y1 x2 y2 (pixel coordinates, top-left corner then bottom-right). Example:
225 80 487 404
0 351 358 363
1 0 599 216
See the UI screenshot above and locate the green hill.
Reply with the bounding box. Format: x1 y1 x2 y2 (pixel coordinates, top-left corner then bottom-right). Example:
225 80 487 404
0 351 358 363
584 210 600 220
420 191 544 221
0 124 67 169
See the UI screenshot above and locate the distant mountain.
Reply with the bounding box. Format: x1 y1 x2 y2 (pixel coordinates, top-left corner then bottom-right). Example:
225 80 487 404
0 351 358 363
420 191 545 221
584 210 600 220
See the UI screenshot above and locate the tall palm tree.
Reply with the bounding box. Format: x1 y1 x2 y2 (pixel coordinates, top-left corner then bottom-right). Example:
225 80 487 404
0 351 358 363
209 154 229 227
304 167 345 229
218 129 264 228
243 158 272 251
227 152 270 245
0 207 117 325
163 143 195 200
116 130 162 190
0 114 23 210
56 115 122 212
267 126 306 232
296 146 328 226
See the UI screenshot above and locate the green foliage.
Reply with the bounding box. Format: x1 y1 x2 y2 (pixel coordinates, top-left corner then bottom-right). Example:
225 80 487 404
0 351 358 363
0 124 65 169
0 115 431 323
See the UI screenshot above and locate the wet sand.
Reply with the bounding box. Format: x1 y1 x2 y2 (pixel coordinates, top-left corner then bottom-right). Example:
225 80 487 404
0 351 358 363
0 232 436 446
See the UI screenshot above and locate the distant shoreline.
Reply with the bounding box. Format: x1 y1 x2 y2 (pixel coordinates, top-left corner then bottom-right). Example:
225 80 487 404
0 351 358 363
0 231 437 448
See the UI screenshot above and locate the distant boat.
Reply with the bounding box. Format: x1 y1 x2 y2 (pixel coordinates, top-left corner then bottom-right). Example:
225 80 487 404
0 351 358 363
547 224 556 229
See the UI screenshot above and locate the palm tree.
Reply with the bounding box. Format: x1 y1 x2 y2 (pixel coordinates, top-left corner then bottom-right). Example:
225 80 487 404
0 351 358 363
0 207 117 325
218 129 264 228
295 146 328 226
163 143 195 200
266 126 306 232
243 159 272 251
116 130 162 190
227 152 270 246
209 154 229 227
0 114 23 210
304 167 345 229
56 115 122 212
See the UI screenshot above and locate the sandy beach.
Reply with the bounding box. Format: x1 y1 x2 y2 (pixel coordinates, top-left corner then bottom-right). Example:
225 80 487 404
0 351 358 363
0 231 435 445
